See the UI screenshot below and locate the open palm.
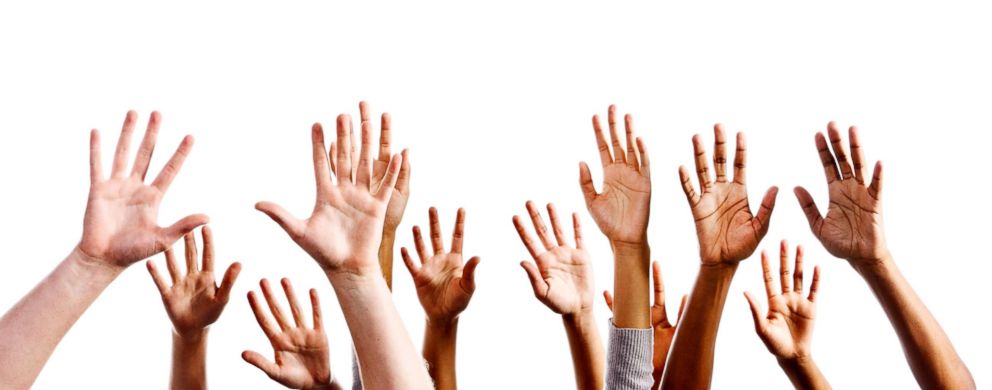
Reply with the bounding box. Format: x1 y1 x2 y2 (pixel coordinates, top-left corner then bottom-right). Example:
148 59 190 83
795 122 887 265
745 241 821 360
515 202 594 315
580 105 651 244
679 125 777 264
256 115 403 275
402 207 480 322
244 279 335 389
147 227 241 337
80 110 207 268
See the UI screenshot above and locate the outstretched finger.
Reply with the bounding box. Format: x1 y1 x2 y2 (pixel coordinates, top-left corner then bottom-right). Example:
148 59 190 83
743 291 766 333
90 129 103 183
281 278 306 328
394 149 411 194
733 132 747 184
111 110 137 178
793 245 805 294
678 166 700 207
713 124 728 182
625 113 639 169
652 261 668 323
335 114 353 184
546 203 567 247
373 154 403 201
259 279 291 331
636 137 651 177
849 126 868 185
401 247 420 275
520 261 549 301
603 290 614 312
512 215 542 260
255 202 304 239
151 135 194 192
378 112 392 161
451 208 466 254
184 231 198 275
607 105 626 165
752 186 779 238
761 250 776 299
868 161 883 200
779 240 791 293
310 288 323 330
217 262 241 302
525 201 554 250
808 265 822 302
827 122 855 180
413 226 430 264
793 187 824 235
429 207 445 254
131 111 161 180
146 260 170 295
242 351 279 379
815 132 840 183
578 162 598 207
692 134 713 192
247 291 279 340
592 115 613 167
312 123 332 193
165 247 181 284
460 256 481 293
572 213 585 250
356 120 373 188
159 214 210 253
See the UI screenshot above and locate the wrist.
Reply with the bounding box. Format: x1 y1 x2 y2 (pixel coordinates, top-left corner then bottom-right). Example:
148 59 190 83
611 240 650 259
849 251 894 275
777 354 817 371
562 307 596 326
173 328 208 344
68 246 125 281
426 316 460 334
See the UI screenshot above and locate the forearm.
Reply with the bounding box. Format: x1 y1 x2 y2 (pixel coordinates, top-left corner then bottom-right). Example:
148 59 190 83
777 356 830 390
563 310 605 390
660 263 737 390
327 270 432 390
378 232 396 289
0 247 121 389
171 331 208 390
611 242 651 329
853 256 974 389
423 318 458 390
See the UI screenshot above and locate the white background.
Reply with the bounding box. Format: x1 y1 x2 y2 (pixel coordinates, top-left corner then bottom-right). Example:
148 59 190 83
0 1 989 389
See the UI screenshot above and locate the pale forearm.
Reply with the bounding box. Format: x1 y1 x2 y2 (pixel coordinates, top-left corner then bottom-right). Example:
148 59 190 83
661 263 737 389
563 310 605 390
171 331 208 390
378 232 396 289
853 256 974 389
327 271 432 390
612 242 651 329
0 247 121 389
777 356 830 390
423 318 458 390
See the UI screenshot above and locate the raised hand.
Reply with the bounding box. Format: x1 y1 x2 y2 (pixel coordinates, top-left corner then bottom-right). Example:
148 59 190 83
147 226 241 337
604 261 687 386
255 112 403 275
744 241 821 360
80 110 208 268
579 105 651 245
794 122 888 265
243 279 340 390
514 201 594 315
678 124 778 264
401 207 481 322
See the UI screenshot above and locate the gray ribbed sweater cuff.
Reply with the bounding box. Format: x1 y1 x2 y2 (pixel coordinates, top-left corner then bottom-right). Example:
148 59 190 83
605 319 654 390
351 346 363 390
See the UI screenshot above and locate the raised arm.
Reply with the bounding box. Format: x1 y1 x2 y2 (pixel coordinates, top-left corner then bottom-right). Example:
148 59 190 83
255 107 432 389
0 111 207 389
400 207 480 390
514 202 603 390
604 262 687 389
661 125 778 389
794 122 974 389
242 278 342 390
743 241 829 389
146 227 241 390
579 105 653 389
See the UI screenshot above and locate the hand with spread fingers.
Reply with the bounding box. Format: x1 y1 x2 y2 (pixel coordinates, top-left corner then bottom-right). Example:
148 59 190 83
514 201 604 390
0 111 208 389
678 124 778 265
330 102 412 288
402 207 480 323
243 279 341 390
794 121 887 266
255 110 404 276
401 207 480 390
579 104 652 246
147 227 241 338
743 241 829 389
604 261 687 387
794 123 974 389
